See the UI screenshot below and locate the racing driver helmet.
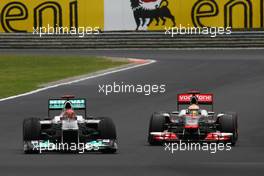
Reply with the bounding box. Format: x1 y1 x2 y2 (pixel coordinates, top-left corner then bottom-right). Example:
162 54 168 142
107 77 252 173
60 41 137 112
63 109 77 120
188 104 200 116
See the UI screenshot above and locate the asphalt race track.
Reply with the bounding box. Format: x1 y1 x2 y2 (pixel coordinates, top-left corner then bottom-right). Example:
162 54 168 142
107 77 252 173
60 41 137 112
0 49 264 176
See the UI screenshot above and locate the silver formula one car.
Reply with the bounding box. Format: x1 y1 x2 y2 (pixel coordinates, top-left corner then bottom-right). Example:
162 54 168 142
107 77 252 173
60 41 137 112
148 91 238 145
23 95 117 154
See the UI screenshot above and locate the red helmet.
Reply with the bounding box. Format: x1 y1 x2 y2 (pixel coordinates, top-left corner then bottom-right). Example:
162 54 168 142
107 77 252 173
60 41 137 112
63 109 76 119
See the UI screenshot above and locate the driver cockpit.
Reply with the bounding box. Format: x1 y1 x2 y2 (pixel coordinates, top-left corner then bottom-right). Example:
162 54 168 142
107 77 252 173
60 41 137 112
179 96 208 116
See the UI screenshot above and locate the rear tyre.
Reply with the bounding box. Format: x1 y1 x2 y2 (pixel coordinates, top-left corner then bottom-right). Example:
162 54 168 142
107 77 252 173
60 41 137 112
148 112 166 145
23 118 41 154
219 113 238 146
98 117 117 154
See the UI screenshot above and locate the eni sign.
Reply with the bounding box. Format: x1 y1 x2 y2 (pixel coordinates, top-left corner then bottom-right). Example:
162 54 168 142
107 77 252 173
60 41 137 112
0 0 263 32
142 0 264 30
0 0 104 32
191 0 263 28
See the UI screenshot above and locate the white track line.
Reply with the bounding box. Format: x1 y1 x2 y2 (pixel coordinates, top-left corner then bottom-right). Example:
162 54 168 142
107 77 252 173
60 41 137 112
0 59 156 102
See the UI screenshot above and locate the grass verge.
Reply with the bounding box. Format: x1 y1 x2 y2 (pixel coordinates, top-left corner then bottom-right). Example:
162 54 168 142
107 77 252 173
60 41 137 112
0 55 128 98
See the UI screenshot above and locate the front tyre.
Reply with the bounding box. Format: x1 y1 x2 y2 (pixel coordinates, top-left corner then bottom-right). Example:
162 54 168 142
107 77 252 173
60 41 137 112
148 112 166 145
98 117 117 154
219 113 238 146
23 118 41 154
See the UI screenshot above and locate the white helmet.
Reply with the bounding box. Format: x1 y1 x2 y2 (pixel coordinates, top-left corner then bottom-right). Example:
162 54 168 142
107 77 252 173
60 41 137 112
188 104 200 116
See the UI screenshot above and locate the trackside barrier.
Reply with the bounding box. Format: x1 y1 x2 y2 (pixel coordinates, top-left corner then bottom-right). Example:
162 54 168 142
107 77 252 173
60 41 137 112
0 31 263 49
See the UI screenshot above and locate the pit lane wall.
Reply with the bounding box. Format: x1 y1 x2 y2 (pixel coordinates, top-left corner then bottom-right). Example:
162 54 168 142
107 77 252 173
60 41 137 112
0 0 263 32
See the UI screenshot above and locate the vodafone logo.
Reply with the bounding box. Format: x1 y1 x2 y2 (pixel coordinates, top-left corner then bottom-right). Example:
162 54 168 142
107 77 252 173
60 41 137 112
196 95 212 102
178 94 192 102
178 94 213 103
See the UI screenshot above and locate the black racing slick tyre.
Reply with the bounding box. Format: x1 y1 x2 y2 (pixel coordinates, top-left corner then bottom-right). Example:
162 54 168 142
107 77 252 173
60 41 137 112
226 112 238 133
23 118 41 141
98 117 117 139
23 118 41 154
148 112 166 145
98 117 117 154
219 112 238 146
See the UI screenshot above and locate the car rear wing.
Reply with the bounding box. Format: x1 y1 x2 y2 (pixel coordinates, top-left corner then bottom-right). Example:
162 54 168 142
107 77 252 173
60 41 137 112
177 91 214 111
48 96 86 116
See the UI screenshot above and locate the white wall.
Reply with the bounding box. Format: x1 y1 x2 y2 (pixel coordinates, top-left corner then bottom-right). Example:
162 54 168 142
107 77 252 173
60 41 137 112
104 0 136 31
